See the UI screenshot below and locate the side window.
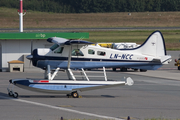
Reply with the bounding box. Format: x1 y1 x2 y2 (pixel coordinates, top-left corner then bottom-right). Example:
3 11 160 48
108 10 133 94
97 51 106 56
88 49 95 55
54 47 64 54
72 49 84 56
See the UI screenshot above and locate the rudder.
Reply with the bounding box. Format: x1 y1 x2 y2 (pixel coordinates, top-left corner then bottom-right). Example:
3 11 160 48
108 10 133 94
135 31 166 57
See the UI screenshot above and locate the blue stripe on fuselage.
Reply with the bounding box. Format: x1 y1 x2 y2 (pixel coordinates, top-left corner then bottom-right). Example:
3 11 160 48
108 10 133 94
32 51 162 70
36 60 162 70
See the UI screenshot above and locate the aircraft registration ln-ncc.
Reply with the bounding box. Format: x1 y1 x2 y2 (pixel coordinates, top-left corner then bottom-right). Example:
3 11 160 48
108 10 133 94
7 30 171 98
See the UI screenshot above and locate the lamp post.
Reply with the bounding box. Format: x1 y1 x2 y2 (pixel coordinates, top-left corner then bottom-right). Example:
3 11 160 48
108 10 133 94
18 0 26 32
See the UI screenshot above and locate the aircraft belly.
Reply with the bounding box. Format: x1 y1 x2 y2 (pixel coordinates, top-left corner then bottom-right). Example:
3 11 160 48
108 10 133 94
131 64 163 70
58 61 161 70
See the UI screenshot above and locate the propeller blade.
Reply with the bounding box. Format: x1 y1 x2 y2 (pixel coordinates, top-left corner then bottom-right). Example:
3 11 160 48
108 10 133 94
27 40 34 67
31 39 33 55
29 59 32 67
26 54 33 67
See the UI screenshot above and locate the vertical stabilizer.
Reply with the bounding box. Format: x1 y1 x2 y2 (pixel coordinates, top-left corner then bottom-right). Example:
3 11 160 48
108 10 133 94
136 31 166 57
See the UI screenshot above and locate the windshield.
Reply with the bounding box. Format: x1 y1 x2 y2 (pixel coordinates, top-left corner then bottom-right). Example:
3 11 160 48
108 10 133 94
54 47 64 54
50 44 59 51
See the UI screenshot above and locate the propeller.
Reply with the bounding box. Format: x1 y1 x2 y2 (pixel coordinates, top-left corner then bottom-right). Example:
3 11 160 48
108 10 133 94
26 40 33 66
31 39 33 54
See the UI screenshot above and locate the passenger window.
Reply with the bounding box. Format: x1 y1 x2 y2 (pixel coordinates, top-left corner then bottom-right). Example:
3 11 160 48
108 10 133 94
72 49 84 56
88 49 95 55
54 47 64 54
97 51 106 56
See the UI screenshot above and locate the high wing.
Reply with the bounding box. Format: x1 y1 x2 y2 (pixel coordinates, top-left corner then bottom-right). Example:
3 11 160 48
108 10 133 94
47 37 68 45
64 40 93 45
47 37 93 46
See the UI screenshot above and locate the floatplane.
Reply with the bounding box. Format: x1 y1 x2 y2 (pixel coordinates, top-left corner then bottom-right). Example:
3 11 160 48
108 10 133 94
7 31 171 98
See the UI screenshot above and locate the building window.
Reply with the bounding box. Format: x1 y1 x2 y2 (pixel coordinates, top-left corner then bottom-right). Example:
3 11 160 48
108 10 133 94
88 49 95 55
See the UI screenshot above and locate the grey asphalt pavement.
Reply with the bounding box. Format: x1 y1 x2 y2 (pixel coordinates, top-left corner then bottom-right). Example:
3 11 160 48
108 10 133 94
0 69 180 120
0 51 179 120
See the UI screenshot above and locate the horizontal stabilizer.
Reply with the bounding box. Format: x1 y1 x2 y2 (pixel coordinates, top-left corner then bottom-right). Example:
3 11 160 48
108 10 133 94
160 55 172 64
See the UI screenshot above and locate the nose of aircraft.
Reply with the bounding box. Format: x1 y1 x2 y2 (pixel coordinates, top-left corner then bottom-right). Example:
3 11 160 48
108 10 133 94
26 55 33 60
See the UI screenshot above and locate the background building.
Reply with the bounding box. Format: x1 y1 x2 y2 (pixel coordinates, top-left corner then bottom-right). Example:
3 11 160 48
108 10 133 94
0 32 89 72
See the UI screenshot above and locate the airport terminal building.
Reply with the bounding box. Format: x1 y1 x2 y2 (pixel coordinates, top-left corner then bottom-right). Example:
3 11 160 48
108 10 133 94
0 32 89 72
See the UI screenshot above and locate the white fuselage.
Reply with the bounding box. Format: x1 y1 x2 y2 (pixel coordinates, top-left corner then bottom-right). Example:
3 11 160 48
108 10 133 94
30 31 172 70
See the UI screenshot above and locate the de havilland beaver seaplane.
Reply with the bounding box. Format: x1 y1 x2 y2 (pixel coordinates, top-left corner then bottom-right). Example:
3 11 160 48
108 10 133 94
7 30 171 98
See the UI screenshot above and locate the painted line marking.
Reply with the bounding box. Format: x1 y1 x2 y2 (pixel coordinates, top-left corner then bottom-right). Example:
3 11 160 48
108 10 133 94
0 95 123 120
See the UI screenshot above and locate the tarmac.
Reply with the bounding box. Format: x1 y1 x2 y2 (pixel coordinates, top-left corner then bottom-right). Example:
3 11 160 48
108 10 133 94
0 68 180 120
0 51 180 120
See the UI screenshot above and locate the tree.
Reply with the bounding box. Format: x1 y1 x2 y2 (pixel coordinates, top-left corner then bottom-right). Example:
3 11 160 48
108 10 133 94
1 0 180 13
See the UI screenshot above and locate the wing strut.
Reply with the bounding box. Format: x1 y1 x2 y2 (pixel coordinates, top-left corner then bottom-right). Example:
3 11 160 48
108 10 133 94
47 65 51 80
103 67 107 81
66 69 76 80
67 45 72 69
81 68 89 81
51 67 60 80
46 65 60 80
67 45 76 80
68 67 108 81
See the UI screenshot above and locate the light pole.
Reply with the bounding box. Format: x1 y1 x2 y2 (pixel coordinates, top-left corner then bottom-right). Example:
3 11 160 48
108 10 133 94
18 0 26 32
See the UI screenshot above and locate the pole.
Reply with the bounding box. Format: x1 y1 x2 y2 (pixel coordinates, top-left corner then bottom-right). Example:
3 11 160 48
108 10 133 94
19 0 23 32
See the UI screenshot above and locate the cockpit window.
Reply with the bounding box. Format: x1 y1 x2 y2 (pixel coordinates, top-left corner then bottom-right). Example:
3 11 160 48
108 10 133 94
72 49 84 56
54 47 64 54
50 44 59 51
